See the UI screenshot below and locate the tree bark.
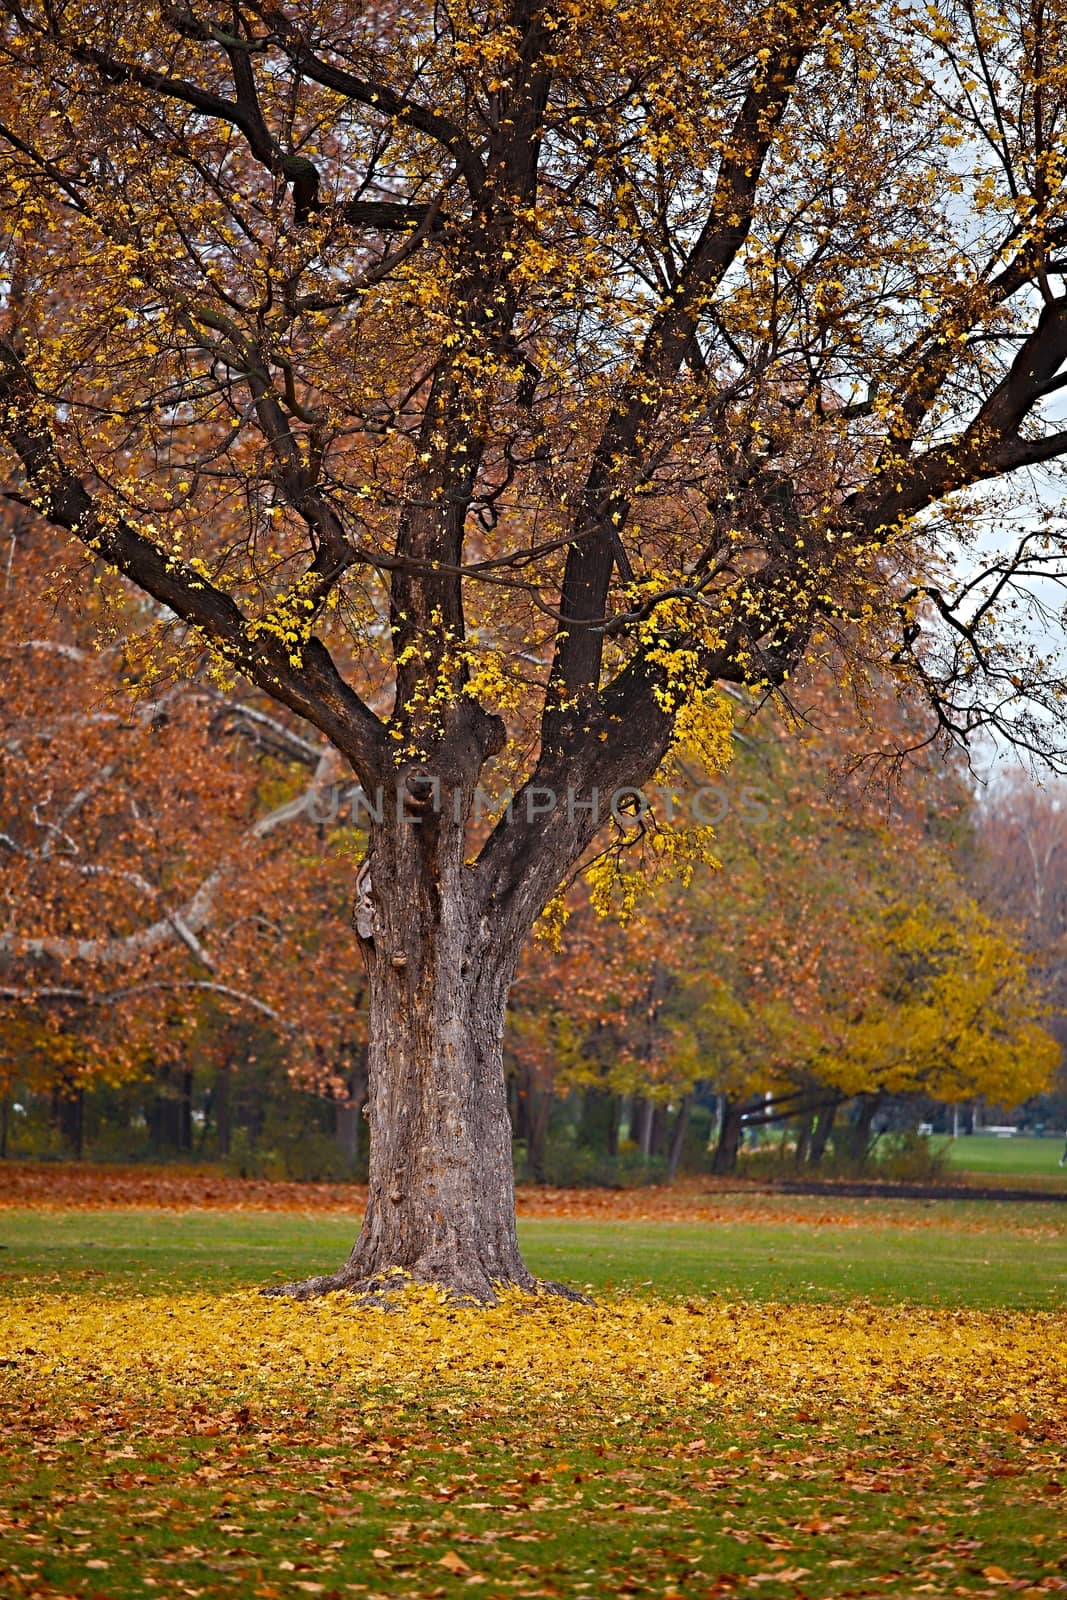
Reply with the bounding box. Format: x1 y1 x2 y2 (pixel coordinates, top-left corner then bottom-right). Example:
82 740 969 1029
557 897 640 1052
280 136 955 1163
513 1060 552 1183
215 1066 231 1158
844 1091 883 1168
51 1078 84 1156
353 933 529 1298
275 913 531 1298
148 1063 192 1152
666 1095 691 1181
632 1096 654 1157
711 1095 750 1174
179 1068 193 1153
794 1110 814 1167
269 754 581 1304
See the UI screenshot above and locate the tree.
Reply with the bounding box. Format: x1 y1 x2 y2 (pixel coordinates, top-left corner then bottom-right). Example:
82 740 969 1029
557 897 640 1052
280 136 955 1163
970 770 1067 1096
508 875 707 1178
693 702 1059 1161
972 773 1067 999
0 516 368 1105
2 0 1067 1298
516 681 1057 1175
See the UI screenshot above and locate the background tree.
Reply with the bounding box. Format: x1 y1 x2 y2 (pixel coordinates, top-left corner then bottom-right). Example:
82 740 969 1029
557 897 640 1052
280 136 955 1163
972 774 1067 1029
509 878 707 1179
513 681 1059 1176
2 0 1067 1297
969 771 1067 1122
0 516 370 1137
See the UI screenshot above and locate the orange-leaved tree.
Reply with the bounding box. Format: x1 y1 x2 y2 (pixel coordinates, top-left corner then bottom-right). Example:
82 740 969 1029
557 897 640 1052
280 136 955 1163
0 515 367 1104
2 0 1067 1297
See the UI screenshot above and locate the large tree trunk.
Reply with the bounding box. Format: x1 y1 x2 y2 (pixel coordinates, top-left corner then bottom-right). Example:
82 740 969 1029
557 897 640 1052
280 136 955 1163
266 682 659 1303
351 928 530 1298
270 761 577 1304
275 908 530 1300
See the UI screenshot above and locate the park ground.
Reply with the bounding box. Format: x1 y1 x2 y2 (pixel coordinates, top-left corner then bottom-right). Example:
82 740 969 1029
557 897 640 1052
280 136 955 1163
1 1152 1066 1600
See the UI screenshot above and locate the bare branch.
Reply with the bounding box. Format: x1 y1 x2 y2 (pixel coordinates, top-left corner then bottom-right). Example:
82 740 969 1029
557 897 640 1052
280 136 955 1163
0 980 292 1027
0 752 338 970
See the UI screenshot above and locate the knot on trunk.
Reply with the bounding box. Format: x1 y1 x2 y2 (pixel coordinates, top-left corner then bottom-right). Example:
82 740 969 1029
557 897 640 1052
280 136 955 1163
404 767 438 813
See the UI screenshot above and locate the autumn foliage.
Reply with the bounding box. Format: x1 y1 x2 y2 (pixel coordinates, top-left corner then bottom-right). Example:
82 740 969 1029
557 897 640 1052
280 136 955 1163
3 0 1067 1291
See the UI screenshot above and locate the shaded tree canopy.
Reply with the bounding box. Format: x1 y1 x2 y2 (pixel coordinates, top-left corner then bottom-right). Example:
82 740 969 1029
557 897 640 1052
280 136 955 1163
1 1 1066 811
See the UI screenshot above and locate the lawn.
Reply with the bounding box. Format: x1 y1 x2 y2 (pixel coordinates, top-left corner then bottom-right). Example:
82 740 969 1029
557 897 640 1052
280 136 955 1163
4 1199 1067 1307
1 1175 1066 1600
942 1132 1067 1183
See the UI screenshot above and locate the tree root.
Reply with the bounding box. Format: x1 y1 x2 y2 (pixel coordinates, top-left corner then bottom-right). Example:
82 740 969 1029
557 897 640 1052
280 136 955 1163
262 1267 593 1307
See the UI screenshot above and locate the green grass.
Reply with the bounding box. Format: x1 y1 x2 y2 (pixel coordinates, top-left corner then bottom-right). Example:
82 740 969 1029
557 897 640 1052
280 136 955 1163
942 1131 1067 1181
2 1195 1066 1308
3 1394 1062 1600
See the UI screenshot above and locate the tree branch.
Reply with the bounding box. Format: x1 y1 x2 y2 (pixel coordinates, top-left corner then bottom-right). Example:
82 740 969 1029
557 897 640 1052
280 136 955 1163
542 0 839 748
24 23 450 231
0 337 385 779
0 980 292 1028
859 297 1067 531
246 4 486 197
0 751 338 971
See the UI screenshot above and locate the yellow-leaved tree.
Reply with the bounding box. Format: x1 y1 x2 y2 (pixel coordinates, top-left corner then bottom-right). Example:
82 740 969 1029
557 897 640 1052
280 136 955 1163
819 896 1058 1114
2 0 1067 1296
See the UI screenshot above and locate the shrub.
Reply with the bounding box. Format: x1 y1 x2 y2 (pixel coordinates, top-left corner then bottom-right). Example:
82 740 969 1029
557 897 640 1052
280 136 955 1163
518 1132 666 1188
872 1130 951 1183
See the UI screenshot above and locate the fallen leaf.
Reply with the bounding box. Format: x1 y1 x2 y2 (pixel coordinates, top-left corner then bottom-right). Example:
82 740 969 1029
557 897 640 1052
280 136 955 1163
438 1551 471 1575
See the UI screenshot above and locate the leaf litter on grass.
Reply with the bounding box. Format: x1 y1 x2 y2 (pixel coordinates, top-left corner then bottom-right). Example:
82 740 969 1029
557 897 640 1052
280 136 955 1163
2 1161 1064 1236
1 1285 1064 1424
2 1287 1066 1598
